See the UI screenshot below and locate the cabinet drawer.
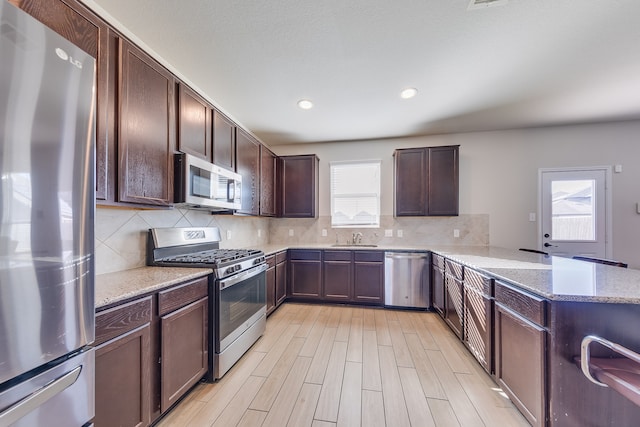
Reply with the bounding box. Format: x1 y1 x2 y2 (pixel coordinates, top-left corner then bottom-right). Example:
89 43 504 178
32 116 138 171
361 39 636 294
276 250 287 264
445 259 464 279
495 281 546 326
95 296 152 346
266 254 276 268
158 277 208 316
324 250 352 261
465 268 493 295
289 249 322 261
354 251 384 262
432 254 445 270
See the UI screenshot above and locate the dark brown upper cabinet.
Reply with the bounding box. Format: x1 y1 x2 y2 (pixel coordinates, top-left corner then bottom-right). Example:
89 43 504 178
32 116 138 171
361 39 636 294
279 155 319 218
394 145 459 216
235 129 260 216
178 84 211 161
260 145 277 217
212 109 236 171
118 39 176 206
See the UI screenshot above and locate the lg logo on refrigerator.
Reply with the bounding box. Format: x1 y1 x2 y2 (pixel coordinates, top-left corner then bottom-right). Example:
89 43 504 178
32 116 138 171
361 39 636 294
55 48 83 69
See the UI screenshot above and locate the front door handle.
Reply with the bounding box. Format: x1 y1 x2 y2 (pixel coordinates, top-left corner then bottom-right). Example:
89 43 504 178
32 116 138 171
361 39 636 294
543 243 557 248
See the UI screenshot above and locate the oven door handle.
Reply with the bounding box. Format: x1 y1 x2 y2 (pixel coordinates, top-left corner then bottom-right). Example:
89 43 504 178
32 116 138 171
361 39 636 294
219 263 268 290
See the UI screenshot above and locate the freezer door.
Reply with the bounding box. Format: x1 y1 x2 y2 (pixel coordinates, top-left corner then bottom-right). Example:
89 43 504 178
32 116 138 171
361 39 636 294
0 349 94 427
0 2 96 384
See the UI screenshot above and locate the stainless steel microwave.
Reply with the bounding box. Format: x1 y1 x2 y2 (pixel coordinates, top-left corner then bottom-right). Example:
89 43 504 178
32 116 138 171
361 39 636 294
174 153 242 211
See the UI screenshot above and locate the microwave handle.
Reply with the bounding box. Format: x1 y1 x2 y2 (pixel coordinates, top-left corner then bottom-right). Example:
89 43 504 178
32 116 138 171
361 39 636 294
227 180 234 202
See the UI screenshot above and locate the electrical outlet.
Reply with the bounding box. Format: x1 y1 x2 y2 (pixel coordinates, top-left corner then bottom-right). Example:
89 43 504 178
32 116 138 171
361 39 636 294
322 229 328 237
385 229 393 237
397 229 403 238
453 229 460 238
226 230 232 240
288 229 294 237
258 229 262 238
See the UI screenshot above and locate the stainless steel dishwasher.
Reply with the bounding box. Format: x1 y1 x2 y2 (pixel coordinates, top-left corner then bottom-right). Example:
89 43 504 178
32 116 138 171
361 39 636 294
384 252 431 308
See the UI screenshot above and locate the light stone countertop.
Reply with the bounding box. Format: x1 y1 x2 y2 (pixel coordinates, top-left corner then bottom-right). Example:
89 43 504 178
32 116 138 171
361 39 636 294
254 243 640 304
95 266 212 309
97 245 640 309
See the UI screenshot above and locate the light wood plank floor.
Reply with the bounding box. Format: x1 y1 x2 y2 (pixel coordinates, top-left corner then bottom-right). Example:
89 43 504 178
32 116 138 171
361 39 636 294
156 303 530 427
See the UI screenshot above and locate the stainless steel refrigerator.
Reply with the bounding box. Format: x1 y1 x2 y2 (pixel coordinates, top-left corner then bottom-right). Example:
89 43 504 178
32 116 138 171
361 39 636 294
0 3 96 426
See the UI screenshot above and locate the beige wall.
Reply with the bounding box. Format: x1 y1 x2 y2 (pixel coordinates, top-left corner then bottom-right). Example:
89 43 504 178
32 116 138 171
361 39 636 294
272 120 640 268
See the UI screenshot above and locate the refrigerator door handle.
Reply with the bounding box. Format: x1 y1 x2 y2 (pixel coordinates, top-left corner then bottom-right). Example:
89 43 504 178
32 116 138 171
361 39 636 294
0 366 81 427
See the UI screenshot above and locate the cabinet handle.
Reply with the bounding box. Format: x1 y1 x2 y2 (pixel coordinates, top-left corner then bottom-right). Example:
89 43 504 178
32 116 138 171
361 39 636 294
580 335 640 387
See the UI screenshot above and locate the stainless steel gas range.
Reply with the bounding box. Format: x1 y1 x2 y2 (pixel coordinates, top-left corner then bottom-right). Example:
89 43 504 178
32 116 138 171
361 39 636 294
147 227 267 380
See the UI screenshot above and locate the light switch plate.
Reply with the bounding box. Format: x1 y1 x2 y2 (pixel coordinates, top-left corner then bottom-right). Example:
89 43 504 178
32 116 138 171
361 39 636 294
322 229 328 237
529 213 536 222
453 229 460 238
397 229 403 238
258 229 262 238
288 229 294 237
226 230 232 240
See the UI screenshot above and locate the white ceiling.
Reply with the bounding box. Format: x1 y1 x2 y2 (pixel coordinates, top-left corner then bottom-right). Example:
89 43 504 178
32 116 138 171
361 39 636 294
85 0 640 146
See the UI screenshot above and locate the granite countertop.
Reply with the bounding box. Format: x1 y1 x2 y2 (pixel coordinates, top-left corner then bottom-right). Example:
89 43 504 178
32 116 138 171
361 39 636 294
95 266 212 309
427 246 640 304
97 244 640 309
254 243 640 304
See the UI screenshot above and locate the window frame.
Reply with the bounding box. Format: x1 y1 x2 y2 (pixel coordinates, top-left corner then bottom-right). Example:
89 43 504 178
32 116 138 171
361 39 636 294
329 159 381 228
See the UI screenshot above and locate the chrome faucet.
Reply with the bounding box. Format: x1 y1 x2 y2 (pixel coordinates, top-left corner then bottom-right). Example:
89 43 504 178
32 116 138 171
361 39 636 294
352 232 363 245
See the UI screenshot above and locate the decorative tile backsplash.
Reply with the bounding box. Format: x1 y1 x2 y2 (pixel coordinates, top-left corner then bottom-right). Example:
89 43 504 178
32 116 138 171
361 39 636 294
95 207 270 275
96 207 488 275
269 215 489 247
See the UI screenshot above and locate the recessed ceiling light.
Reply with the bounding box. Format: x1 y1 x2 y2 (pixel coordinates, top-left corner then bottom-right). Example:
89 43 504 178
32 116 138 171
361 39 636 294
400 88 418 99
297 99 313 110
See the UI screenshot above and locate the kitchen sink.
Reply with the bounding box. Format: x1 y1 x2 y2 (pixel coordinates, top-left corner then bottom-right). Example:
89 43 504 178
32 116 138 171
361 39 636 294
331 244 378 247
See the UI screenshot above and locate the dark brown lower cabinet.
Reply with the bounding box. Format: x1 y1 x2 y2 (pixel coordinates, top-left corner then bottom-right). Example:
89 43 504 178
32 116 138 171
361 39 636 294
96 325 151 427
353 251 384 304
323 251 352 301
275 251 287 306
266 254 276 313
494 281 546 427
463 269 493 374
95 276 210 426
431 255 446 317
159 296 208 412
95 297 153 427
289 250 322 299
444 273 463 339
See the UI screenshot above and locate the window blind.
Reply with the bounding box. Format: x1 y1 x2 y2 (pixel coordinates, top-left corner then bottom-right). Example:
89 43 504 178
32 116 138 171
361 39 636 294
330 160 381 227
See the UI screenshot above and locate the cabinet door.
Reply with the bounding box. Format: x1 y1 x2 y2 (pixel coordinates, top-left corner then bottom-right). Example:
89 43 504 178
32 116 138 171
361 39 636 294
178 84 211 161
323 257 352 301
266 256 276 314
464 287 493 374
280 155 319 218
95 324 151 427
495 303 546 427
289 250 322 299
160 297 208 412
212 109 235 171
275 258 287 306
428 146 459 215
118 40 175 206
236 129 260 216
394 148 427 216
444 274 464 339
432 265 445 318
260 145 277 217
353 262 384 304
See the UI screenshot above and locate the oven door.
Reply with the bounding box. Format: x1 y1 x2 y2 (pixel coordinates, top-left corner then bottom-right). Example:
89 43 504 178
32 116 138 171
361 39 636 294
217 263 267 353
